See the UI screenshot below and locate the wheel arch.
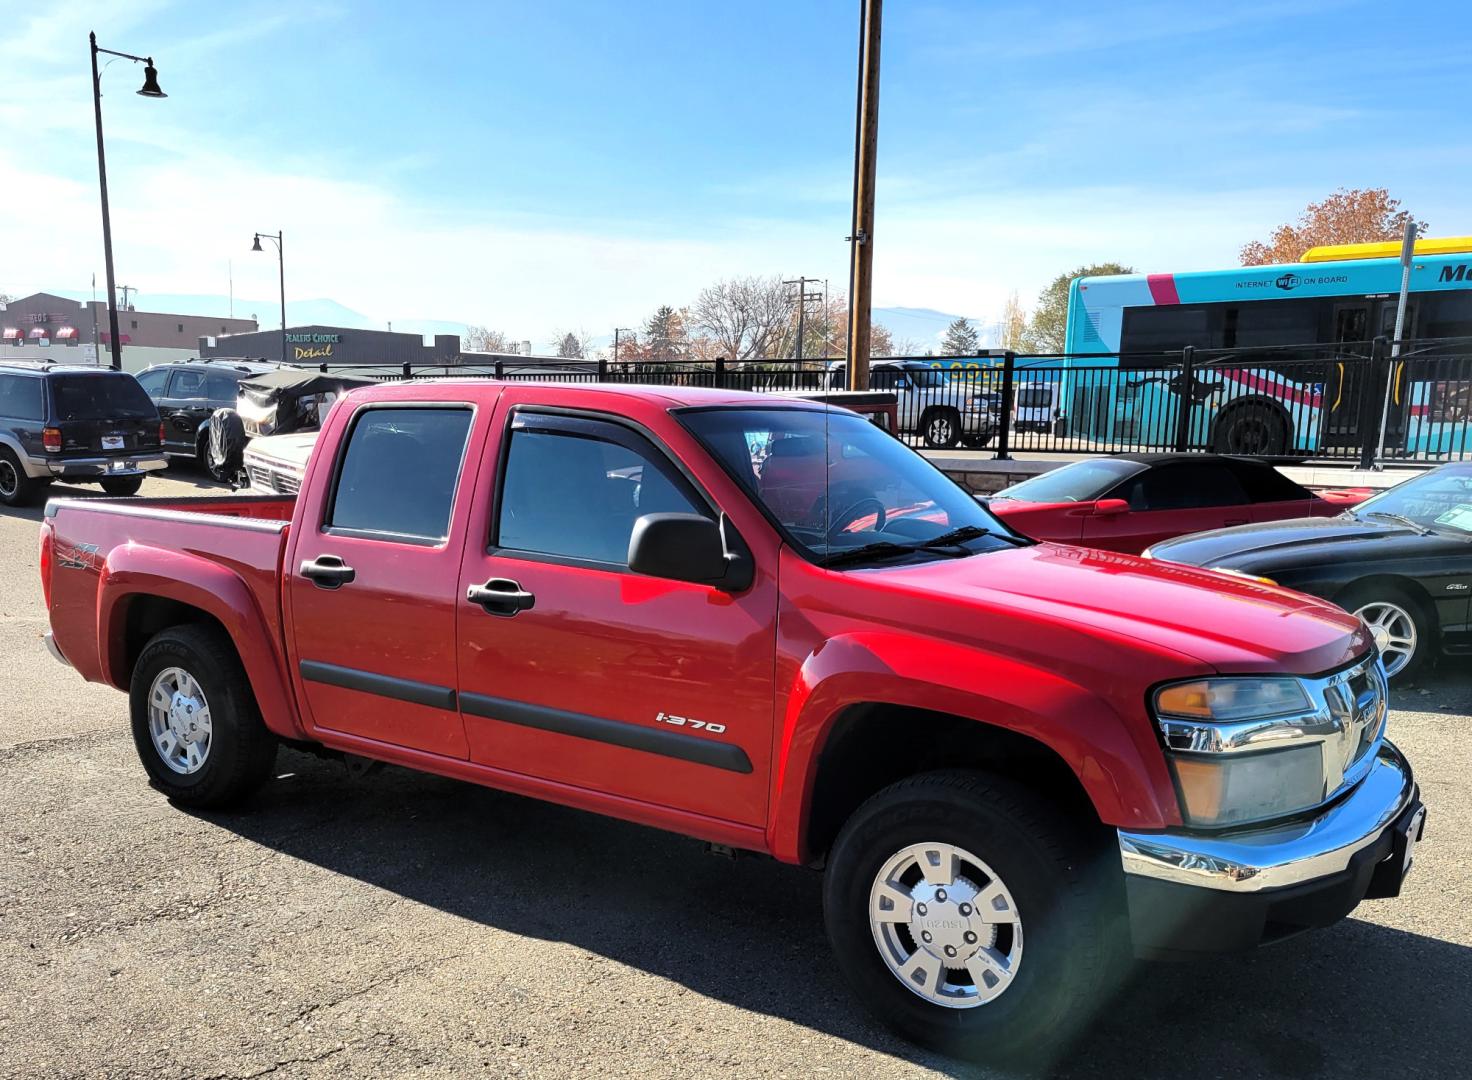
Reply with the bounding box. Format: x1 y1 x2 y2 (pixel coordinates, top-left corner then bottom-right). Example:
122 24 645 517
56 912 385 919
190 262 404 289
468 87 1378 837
1333 573 1440 634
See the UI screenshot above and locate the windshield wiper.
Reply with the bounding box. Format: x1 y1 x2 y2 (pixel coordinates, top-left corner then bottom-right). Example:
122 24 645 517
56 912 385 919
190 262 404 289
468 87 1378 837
916 524 1028 549
1361 511 1432 536
817 525 1027 568
817 541 927 568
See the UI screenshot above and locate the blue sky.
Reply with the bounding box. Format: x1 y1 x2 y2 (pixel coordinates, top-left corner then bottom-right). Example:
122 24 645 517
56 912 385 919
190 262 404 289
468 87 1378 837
2 0 1468 347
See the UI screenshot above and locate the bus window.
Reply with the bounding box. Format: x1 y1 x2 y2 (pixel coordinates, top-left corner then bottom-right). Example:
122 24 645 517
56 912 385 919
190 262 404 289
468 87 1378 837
1119 305 1211 357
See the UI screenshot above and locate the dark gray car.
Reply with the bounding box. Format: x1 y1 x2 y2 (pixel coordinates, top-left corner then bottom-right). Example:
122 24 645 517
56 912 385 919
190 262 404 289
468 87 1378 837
135 358 278 478
0 363 166 506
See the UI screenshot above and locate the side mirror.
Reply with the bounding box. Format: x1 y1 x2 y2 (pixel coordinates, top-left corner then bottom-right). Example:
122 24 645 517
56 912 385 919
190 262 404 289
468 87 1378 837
1093 498 1130 517
628 512 753 592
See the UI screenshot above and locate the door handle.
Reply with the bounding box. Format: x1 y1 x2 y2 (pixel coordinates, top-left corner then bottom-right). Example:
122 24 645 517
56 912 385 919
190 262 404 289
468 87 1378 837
467 577 535 617
300 554 356 589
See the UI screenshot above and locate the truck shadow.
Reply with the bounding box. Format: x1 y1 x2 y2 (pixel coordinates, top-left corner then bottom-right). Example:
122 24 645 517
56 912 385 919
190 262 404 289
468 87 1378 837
200 753 1472 1079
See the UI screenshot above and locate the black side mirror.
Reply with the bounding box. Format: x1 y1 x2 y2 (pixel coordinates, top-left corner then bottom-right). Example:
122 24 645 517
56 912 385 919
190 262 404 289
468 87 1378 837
628 512 753 592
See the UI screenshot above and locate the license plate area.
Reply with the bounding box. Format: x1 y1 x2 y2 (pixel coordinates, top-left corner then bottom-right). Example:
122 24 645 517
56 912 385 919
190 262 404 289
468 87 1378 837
101 435 124 450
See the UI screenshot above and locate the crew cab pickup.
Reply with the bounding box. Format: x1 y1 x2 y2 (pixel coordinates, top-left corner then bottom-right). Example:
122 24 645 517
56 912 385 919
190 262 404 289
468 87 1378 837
39 381 1426 1064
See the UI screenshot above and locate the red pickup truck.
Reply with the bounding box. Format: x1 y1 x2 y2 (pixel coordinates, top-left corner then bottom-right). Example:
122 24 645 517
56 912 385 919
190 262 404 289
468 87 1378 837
40 381 1425 1063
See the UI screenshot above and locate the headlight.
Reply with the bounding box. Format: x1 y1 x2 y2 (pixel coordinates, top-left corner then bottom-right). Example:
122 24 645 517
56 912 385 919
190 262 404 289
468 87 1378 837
1153 677 1325 828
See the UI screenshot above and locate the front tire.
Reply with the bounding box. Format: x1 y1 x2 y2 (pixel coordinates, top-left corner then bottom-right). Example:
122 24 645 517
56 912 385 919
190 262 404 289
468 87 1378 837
100 475 144 497
1341 584 1432 681
823 771 1120 1065
1212 405 1289 456
129 625 278 807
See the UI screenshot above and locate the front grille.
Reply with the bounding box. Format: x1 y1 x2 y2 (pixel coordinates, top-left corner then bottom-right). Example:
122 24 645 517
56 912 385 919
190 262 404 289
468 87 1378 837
1313 654 1387 800
247 461 300 495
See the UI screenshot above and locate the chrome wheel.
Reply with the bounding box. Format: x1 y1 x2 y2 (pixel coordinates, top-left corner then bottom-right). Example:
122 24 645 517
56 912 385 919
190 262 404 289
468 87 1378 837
869 841 1023 1009
1355 601 1418 678
0 459 18 499
146 666 213 775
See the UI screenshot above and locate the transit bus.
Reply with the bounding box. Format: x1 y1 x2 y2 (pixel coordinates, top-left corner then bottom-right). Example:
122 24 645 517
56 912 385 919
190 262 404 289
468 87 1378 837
1057 237 1472 458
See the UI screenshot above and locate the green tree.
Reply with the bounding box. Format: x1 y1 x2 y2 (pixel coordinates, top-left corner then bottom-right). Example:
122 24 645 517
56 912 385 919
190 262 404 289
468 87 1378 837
1021 262 1134 353
642 305 684 363
940 317 979 356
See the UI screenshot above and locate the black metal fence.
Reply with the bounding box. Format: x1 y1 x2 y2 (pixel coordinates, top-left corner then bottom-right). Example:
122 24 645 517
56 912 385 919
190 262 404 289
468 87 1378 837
325 335 1472 465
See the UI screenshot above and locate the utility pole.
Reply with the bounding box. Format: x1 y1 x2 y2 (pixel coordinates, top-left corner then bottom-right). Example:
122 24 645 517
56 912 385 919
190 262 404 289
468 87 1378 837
845 0 882 390
783 276 824 361
117 284 136 310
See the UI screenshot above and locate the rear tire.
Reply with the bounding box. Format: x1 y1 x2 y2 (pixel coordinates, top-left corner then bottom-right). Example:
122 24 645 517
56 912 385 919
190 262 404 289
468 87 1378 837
823 770 1122 1065
100 475 144 497
129 625 278 808
1212 405 1289 456
0 448 42 507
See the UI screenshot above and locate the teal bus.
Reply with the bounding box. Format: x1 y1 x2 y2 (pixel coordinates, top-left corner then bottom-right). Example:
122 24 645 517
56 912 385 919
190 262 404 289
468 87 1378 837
1057 238 1472 459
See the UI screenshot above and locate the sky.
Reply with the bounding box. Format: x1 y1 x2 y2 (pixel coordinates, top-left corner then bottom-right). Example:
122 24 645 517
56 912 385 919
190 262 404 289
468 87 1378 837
1 0 1469 348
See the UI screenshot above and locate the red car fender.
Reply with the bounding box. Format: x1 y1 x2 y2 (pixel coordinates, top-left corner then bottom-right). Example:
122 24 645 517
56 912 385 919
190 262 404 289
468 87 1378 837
97 545 305 740
766 630 1180 864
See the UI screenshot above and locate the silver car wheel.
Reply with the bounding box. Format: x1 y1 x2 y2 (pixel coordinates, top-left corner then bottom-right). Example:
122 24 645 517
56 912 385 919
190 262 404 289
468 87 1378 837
1355 601 1418 678
147 666 213 775
869 841 1023 1009
926 416 954 446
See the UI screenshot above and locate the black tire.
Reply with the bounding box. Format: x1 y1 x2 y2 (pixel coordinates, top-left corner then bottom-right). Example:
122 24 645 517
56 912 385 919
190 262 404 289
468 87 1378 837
921 408 962 449
1337 582 1434 683
823 770 1122 1065
0 447 42 507
129 625 278 807
1211 404 1289 456
100 475 144 497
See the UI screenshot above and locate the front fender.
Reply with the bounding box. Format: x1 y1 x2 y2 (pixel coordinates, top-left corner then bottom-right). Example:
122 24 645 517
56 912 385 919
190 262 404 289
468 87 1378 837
98 545 303 740
767 631 1179 864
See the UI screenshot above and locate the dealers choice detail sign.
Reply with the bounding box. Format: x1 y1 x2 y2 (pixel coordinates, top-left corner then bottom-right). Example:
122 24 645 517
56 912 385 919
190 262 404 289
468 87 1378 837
286 332 341 360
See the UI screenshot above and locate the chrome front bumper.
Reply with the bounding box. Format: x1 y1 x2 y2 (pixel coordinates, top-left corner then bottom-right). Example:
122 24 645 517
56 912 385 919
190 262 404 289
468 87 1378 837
1118 741 1417 894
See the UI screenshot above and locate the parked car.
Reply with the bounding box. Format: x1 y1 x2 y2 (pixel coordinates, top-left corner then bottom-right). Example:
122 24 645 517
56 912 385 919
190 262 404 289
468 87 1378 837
41 381 1424 1064
825 359 999 449
1012 381 1060 433
134 358 279 479
0 362 165 505
1146 461 1472 681
986 453 1369 554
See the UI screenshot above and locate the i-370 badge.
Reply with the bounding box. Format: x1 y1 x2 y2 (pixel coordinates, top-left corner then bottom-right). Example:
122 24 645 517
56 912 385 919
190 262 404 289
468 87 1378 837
656 712 727 735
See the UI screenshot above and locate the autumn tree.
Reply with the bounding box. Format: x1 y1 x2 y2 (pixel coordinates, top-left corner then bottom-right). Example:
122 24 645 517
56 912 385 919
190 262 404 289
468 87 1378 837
641 305 686 363
1021 262 1134 353
465 325 517 353
1240 188 1428 266
691 274 795 362
998 291 1027 351
941 317 980 356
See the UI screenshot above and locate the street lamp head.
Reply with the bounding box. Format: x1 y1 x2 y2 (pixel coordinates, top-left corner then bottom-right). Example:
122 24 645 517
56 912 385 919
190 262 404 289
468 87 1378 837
136 61 166 98
251 234 264 253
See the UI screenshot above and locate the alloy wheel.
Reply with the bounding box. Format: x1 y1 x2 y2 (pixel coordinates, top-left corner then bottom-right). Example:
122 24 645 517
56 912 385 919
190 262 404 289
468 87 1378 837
1354 601 1418 678
868 841 1023 1009
0 459 18 499
146 666 213 774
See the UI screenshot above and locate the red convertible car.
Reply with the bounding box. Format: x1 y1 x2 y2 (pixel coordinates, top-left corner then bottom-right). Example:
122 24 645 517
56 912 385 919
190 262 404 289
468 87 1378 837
986 453 1369 554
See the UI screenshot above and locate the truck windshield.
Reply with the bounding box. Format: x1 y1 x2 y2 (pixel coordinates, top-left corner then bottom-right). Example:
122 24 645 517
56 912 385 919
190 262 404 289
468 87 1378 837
680 406 1024 566
47 374 158 421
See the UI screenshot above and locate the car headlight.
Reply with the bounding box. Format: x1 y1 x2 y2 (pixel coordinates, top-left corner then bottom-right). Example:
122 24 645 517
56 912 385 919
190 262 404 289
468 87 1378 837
1152 677 1325 828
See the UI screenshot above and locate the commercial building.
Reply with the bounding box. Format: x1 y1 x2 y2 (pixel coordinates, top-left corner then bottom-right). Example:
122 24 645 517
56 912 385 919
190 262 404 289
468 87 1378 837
198 324 462 370
0 292 257 372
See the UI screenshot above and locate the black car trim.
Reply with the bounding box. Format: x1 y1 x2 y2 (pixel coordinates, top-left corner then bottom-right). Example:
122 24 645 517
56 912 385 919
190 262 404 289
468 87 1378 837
459 691 754 773
299 659 456 711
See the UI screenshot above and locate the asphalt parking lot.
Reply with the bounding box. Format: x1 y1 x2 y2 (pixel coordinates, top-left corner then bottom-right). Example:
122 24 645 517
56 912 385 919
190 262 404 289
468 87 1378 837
1 469 1468 1080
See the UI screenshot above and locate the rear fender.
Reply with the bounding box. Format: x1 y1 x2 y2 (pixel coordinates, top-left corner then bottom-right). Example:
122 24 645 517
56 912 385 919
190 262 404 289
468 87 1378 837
768 631 1178 864
97 545 303 739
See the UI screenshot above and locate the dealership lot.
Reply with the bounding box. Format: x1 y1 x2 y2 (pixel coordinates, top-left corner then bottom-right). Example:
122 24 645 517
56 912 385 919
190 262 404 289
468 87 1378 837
2 470 1469 1079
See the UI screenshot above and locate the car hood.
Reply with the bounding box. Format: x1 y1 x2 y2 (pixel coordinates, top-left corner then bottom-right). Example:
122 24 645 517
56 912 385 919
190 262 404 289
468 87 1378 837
866 540 1368 674
1144 514 1458 569
243 431 316 469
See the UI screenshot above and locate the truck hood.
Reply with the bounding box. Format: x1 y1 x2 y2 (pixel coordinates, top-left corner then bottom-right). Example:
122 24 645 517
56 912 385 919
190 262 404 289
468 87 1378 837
243 431 316 469
868 541 1368 674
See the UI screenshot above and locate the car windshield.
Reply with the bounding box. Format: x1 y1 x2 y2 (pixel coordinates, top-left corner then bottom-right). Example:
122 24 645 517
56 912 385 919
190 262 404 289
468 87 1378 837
47 374 158 421
992 458 1148 503
680 406 1024 566
1351 464 1472 535
1016 387 1053 408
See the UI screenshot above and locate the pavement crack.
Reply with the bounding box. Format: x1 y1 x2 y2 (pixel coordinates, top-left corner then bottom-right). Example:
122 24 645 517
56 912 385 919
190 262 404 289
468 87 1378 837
284 952 463 1030
195 1043 348 1080
0 728 120 759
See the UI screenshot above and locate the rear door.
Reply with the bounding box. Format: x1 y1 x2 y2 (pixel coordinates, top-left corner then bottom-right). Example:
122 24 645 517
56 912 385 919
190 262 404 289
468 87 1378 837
285 401 482 758
454 397 777 826
1082 461 1252 552
44 373 159 458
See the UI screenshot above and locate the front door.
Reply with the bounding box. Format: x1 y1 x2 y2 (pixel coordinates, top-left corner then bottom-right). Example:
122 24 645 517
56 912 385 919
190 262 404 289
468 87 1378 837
1081 461 1251 552
285 402 481 758
455 402 776 826
160 369 212 453
1321 302 1373 448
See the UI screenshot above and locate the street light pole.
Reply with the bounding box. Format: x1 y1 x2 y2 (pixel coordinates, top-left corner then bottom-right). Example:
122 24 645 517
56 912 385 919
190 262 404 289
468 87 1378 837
90 32 166 371
252 232 287 364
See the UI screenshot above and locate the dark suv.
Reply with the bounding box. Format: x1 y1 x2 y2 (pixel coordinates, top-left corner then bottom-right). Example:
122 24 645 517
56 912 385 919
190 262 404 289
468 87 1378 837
0 363 165 506
135 358 277 478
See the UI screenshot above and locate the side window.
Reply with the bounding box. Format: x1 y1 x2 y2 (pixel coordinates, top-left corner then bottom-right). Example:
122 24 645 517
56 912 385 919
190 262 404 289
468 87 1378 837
167 370 209 400
1231 461 1308 502
206 373 239 401
496 419 704 566
0 376 45 420
327 407 473 542
1116 464 1249 511
135 368 170 397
